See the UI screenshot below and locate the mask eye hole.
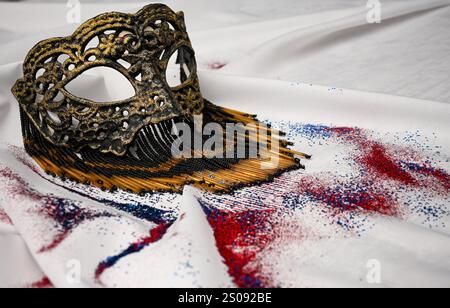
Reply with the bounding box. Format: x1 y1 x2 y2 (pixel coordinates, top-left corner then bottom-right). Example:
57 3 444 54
65 66 135 103
166 46 195 88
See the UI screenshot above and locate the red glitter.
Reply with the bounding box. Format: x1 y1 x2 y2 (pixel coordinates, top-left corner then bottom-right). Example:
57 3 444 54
423 168 450 191
405 163 450 192
38 231 70 253
133 223 168 249
0 167 42 201
327 127 359 136
95 223 169 284
206 208 275 288
362 143 417 185
9 145 42 175
208 62 227 70
0 208 12 225
28 277 53 288
1 166 111 253
329 126 449 193
329 127 419 186
298 179 398 216
36 197 113 254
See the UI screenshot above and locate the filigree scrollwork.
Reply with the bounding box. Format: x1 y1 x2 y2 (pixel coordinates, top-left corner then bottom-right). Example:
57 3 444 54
12 4 308 195
13 4 203 156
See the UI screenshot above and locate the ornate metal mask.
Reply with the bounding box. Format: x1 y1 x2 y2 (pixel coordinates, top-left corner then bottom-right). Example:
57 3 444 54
12 4 309 194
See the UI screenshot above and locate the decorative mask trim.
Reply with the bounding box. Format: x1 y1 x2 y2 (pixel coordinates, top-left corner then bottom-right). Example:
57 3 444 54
13 4 203 156
12 4 310 194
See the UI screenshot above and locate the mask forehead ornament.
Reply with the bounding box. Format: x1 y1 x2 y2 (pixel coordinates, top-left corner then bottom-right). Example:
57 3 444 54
12 4 310 194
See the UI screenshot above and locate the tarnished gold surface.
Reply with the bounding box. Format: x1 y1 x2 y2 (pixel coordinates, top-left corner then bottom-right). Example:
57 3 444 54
12 4 308 194
13 4 203 156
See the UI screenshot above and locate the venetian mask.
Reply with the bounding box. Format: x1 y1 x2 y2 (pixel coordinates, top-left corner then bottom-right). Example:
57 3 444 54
12 4 309 194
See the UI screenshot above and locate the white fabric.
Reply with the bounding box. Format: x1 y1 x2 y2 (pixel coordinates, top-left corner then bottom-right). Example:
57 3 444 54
0 0 449 288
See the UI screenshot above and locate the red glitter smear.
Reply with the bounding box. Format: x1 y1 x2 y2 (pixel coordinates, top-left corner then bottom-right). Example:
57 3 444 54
208 62 227 70
294 125 449 217
95 223 170 284
405 163 450 192
38 231 70 254
0 208 12 225
329 127 417 185
328 127 358 136
0 167 42 201
329 127 449 193
198 124 450 288
36 199 113 254
205 208 275 288
297 179 398 216
133 223 168 249
427 169 450 191
9 145 42 174
28 277 54 288
0 166 112 253
362 143 417 186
